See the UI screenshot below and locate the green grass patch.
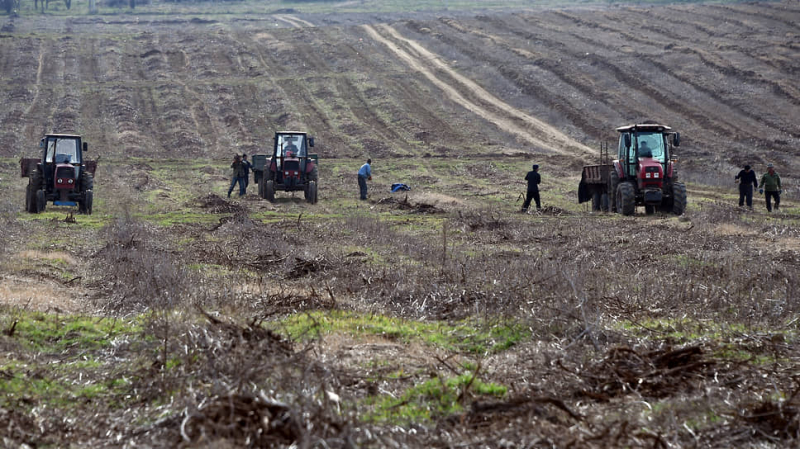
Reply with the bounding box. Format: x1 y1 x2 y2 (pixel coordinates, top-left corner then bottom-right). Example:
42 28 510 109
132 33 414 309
275 310 529 354
365 370 507 423
13 312 141 353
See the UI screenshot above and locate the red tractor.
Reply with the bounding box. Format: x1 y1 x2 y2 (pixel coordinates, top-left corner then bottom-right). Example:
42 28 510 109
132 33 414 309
20 134 97 214
579 123 686 215
252 131 319 204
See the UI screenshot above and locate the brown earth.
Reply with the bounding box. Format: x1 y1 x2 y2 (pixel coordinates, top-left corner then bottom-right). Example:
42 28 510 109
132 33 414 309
1 1 800 448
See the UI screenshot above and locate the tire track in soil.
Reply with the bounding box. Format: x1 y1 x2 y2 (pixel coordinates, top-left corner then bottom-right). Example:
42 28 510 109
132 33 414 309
661 5 800 77
434 17 610 142
333 76 402 144
616 7 800 111
273 14 314 28
363 24 595 156
708 3 800 32
528 10 790 140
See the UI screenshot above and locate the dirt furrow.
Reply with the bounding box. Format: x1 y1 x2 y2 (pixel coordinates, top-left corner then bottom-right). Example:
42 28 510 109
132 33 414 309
708 3 800 31
273 14 315 28
364 24 595 156
519 11 794 142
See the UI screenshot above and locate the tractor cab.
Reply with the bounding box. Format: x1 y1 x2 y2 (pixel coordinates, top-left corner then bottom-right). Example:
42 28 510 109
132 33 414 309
40 135 88 191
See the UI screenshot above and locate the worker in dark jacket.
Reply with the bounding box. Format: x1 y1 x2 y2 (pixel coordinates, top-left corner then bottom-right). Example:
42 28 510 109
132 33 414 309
241 154 252 193
735 164 758 209
522 164 541 212
228 154 247 198
759 163 782 212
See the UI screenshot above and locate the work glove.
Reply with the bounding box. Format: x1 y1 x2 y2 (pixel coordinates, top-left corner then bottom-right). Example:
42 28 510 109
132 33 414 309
759 189 764 195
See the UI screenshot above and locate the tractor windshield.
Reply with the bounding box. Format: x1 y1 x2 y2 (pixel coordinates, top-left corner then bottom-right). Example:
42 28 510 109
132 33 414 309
45 138 80 164
277 134 307 158
635 132 666 163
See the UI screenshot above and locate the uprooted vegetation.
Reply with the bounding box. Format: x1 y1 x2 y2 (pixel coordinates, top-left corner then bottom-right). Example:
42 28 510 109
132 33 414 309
2 194 800 447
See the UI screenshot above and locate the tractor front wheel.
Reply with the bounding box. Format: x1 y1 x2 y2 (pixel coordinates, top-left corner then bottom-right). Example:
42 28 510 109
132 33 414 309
672 182 687 215
645 205 655 215
307 180 318 204
617 182 636 216
36 189 46 213
266 180 275 203
591 191 602 212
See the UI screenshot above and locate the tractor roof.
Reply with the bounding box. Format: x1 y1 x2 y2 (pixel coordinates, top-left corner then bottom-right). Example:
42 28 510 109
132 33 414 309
276 131 307 136
616 124 673 133
46 133 82 138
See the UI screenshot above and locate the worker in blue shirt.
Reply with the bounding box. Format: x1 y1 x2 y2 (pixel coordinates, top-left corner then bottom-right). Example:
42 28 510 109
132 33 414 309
358 159 372 200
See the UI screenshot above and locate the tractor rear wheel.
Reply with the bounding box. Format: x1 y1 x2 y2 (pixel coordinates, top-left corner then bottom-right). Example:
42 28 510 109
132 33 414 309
616 182 635 216
26 170 42 213
672 182 687 215
266 180 275 202
258 177 266 199
307 181 318 204
79 190 93 215
591 191 601 212
36 189 46 213
608 169 620 213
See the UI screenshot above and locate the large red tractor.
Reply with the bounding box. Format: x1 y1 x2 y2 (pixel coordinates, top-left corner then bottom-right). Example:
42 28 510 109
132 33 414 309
20 134 97 214
252 131 319 204
579 123 686 215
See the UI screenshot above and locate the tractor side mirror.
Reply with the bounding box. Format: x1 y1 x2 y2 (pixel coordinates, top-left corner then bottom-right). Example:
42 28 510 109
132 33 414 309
39 140 44 148
673 132 680 147
83 142 88 152
623 134 631 149
308 137 315 148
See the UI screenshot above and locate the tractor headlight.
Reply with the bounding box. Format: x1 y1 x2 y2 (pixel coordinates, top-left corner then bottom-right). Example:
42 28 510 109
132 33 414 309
57 178 63 183
68 179 74 184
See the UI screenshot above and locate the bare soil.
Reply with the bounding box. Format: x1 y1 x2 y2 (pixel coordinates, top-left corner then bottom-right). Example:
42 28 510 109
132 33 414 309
0 1 799 448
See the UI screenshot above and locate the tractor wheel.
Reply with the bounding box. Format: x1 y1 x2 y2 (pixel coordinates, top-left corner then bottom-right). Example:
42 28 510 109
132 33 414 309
616 182 636 216
600 193 609 212
672 182 687 216
26 170 42 213
645 205 655 215
80 171 94 191
608 169 620 213
258 177 266 199
307 180 318 204
265 180 275 203
79 190 93 215
36 189 46 213
591 191 601 212
310 165 319 183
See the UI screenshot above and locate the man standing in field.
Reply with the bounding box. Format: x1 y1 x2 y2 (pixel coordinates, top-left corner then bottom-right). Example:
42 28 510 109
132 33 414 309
735 164 758 209
228 154 246 198
522 164 541 212
759 163 782 212
358 159 372 200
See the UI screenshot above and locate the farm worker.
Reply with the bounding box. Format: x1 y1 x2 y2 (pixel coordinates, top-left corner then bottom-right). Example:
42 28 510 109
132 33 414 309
734 164 758 209
759 163 782 212
241 153 252 192
521 164 541 212
358 159 372 200
227 154 246 198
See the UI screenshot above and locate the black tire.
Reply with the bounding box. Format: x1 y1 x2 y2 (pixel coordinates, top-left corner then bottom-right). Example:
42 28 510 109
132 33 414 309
36 189 46 213
600 193 609 212
608 169 620 213
672 182 687 216
645 205 655 215
258 176 266 199
266 180 275 203
591 191 601 212
307 180 318 204
617 182 636 216
80 171 94 191
79 190 93 215
310 165 319 182
26 170 42 213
